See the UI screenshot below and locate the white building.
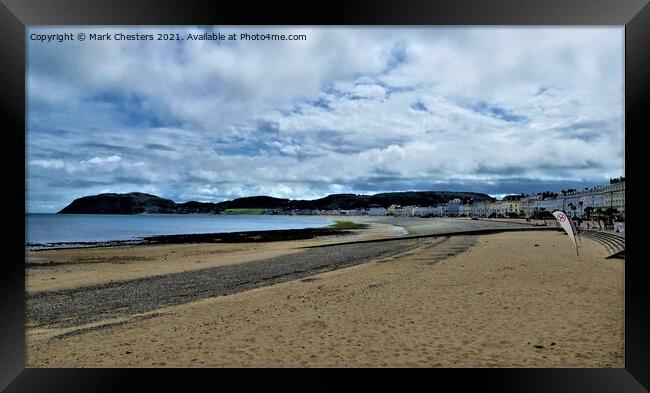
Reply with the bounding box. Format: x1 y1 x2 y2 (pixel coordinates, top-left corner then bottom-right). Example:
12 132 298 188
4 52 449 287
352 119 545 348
411 206 438 217
444 199 462 216
368 207 387 216
529 178 625 218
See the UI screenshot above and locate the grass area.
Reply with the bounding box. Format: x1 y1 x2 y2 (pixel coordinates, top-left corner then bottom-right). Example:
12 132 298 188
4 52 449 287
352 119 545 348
328 220 368 230
223 208 266 215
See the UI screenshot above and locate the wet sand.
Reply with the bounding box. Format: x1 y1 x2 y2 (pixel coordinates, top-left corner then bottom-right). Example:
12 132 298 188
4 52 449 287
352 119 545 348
27 237 438 330
26 220 404 293
25 217 538 293
26 229 624 368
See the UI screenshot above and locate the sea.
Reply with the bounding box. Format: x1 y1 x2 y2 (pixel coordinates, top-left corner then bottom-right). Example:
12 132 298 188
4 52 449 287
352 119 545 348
26 213 335 245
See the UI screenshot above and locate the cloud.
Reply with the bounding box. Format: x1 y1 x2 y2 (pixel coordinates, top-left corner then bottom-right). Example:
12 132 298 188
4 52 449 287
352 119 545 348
27 27 623 212
84 155 122 165
30 159 65 169
350 84 386 100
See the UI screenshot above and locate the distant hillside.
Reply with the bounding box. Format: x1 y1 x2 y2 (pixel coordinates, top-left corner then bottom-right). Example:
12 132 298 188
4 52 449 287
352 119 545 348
58 191 495 214
58 193 177 214
294 191 494 210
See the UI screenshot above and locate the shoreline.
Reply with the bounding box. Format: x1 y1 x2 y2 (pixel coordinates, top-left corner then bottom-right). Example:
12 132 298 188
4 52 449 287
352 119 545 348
26 215 555 252
25 220 404 293
25 218 559 294
25 218 562 294
26 227 360 252
25 218 369 252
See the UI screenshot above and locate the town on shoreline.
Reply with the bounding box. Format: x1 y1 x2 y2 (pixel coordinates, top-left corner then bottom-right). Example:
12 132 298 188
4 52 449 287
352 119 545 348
55 177 625 226
266 177 626 222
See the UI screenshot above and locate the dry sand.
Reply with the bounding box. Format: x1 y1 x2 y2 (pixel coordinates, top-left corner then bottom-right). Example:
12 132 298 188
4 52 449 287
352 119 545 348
26 230 624 367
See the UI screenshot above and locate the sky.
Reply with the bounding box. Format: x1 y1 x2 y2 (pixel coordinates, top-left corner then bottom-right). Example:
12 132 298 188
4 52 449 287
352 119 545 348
27 27 624 212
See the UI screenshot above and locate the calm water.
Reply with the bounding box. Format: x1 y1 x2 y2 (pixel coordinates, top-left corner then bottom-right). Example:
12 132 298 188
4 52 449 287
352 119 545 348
26 214 334 244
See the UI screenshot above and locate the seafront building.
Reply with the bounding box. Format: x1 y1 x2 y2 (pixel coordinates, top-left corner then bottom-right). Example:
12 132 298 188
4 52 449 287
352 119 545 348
444 199 462 216
471 177 621 219
368 207 387 216
265 177 624 219
476 178 624 219
522 177 625 219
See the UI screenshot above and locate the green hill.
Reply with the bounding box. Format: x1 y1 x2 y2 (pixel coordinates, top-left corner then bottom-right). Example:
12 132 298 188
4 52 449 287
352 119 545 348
58 191 494 214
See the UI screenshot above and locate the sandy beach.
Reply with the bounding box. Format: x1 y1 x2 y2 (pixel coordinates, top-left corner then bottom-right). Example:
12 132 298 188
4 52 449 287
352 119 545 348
25 220 405 293
26 219 624 368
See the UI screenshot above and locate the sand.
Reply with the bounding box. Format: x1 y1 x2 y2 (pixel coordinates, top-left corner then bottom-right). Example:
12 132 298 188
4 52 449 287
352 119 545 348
26 230 624 368
26 221 404 293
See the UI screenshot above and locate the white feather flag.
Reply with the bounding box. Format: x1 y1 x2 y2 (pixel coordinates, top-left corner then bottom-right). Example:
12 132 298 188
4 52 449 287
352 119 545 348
553 210 579 255
567 213 581 244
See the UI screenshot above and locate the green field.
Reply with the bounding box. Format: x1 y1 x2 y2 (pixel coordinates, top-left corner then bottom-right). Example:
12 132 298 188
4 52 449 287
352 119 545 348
328 221 368 230
222 208 266 215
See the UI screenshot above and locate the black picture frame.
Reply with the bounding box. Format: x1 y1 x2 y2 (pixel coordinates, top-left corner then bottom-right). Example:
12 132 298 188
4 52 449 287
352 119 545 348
2 0 649 391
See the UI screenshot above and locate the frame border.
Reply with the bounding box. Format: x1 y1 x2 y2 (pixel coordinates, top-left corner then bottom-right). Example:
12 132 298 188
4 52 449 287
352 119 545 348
2 0 648 391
